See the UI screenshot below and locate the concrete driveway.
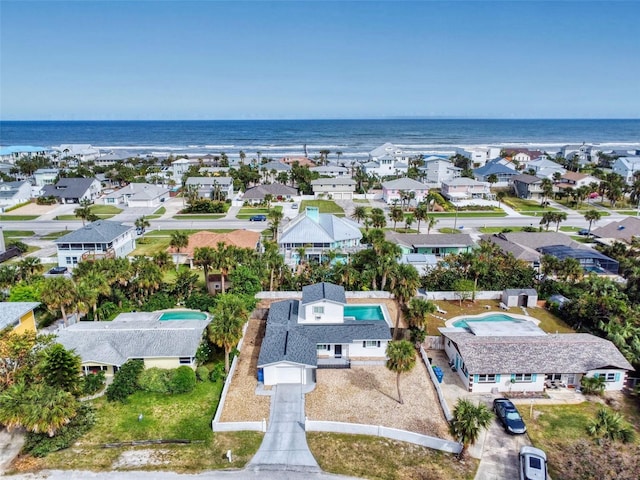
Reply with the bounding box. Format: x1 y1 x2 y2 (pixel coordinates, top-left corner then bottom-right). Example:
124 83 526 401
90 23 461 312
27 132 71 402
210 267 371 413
473 418 530 480
248 384 320 472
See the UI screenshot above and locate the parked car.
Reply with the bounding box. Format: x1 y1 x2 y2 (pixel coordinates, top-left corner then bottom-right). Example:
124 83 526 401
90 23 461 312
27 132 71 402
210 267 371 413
249 214 267 221
48 266 68 275
493 398 527 434
519 446 548 480
291 203 299 209
578 228 590 236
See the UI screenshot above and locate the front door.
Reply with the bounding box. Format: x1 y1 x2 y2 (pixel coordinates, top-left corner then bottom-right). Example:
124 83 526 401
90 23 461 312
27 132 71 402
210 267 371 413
334 345 342 358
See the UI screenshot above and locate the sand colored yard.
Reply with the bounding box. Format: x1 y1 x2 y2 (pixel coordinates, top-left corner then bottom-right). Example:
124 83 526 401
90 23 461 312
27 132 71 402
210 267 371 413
3 202 57 215
346 296 407 329
306 363 452 439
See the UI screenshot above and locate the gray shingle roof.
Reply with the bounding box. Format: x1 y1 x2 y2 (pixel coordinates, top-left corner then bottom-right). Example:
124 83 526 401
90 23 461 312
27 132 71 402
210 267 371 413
591 217 640 242
440 331 633 374
185 176 233 186
0 302 40 330
302 282 347 305
385 231 475 248
41 178 99 199
56 314 209 366
381 178 428 190
243 183 298 199
311 178 356 186
511 174 542 185
55 220 134 244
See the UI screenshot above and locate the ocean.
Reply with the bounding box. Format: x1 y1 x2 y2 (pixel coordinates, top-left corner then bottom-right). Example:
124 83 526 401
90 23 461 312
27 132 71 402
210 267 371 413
1 119 639 160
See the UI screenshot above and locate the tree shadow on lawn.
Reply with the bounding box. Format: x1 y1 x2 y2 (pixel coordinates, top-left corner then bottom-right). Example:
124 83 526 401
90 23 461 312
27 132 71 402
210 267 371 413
348 369 398 403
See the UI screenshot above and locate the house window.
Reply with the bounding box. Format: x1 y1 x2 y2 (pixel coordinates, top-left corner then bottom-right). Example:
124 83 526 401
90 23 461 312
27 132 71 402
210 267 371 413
513 373 533 383
477 374 496 383
316 344 330 351
179 357 192 365
545 373 562 382
363 340 381 348
313 306 324 315
597 373 617 382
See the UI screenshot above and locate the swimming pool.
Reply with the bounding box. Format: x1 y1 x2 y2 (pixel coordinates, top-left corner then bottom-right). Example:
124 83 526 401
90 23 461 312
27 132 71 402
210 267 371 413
159 311 208 321
344 305 385 321
453 313 528 328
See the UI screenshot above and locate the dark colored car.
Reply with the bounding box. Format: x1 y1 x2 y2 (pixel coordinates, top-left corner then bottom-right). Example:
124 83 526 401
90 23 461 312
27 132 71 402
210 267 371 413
48 266 68 275
578 228 590 236
493 398 527 434
519 446 548 480
249 214 267 221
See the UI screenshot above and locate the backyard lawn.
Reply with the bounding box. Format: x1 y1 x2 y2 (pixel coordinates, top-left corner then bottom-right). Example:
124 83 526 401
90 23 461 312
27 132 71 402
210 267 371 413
300 199 344 214
12 380 264 473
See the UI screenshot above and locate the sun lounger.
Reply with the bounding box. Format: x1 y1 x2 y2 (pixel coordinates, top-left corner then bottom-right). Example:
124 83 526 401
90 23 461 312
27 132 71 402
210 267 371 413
499 302 509 310
436 306 447 314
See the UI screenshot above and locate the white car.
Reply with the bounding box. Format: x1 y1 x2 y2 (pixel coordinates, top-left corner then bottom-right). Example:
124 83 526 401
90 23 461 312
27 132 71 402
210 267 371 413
519 446 547 480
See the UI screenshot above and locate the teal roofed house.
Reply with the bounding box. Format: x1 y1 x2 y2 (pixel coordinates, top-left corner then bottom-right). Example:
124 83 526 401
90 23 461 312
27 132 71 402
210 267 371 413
278 207 363 266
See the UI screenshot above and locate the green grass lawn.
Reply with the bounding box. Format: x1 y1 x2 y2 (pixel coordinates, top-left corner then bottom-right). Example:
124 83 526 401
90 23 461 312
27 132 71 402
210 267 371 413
502 196 558 213
40 231 69 240
236 206 283 219
144 206 167 220
131 236 172 256
353 199 370 203
173 214 226 220
56 205 123 221
300 200 344 214
23 380 263 473
2 230 35 239
0 215 39 221
430 211 507 218
307 433 477 480
144 229 233 237
438 228 462 234
479 226 539 234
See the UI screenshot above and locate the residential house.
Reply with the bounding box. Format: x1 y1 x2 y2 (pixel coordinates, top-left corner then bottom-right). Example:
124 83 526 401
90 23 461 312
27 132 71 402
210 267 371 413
0 145 49 164
56 312 210 376
0 181 32 209
473 161 518 185
381 177 430 205
101 183 169 208
440 321 632 393
95 151 139 167
54 220 136 269
399 253 438 275
612 156 640 184
259 161 292 182
243 183 298 204
167 229 261 273
456 147 502 167
0 302 39 334
385 231 476 258
419 158 461 186
555 172 600 193
282 156 316 168
310 165 349 177
363 143 410 177
33 168 60 187
311 178 356 200
184 176 234 200
279 207 362 265
527 158 566 179
591 217 640 245
481 231 604 272
257 282 392 386
510 174 546 200
41 177 102 204
441 177 490 200
503 148 545 165
561 144 599 166
53 144 101 164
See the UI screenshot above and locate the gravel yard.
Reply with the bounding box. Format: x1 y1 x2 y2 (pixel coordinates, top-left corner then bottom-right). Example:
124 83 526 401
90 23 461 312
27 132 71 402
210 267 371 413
219 317 271 422
306 363 451 439
2 203 56 215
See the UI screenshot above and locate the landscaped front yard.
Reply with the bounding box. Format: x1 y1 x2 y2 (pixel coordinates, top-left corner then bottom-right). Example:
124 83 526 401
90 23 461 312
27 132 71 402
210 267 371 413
300 199 344 214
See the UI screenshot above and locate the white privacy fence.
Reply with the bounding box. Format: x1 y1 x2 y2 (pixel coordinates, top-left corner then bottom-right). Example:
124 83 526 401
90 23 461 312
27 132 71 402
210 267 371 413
420 346 454 422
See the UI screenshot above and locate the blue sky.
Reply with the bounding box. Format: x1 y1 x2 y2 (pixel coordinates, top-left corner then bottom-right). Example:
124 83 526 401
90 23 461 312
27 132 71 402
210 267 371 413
1 1 639 120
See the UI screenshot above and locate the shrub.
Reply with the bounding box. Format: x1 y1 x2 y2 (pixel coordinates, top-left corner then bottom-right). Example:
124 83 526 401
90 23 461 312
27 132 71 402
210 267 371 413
195 341 212 365
137 367 171 394
142 292 177 312
23 404 96 457
169 366 196 394
196 366 210 382
36 196 57 205
185 292 217 312
210 362 226 382
82 371 106 396
7 240 28 254
106 359 144 402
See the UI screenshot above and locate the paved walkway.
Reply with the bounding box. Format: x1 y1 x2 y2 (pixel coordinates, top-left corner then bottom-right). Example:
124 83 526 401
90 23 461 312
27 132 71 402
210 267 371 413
0 428 25 474
247 384 320 472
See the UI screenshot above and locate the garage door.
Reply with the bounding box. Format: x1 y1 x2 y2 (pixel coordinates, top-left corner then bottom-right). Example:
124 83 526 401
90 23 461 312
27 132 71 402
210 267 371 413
277 366 302 384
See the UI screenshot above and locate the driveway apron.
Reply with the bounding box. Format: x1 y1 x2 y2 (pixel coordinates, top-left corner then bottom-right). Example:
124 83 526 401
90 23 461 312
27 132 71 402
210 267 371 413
248 385 320 472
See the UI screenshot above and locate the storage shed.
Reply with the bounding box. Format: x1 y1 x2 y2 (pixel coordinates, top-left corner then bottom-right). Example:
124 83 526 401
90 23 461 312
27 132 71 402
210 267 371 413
502 288 538 308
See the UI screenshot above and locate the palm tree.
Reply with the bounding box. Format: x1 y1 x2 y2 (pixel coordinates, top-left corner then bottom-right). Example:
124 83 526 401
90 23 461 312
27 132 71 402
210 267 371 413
41 276 76 325
390 264 420 338
208 294 248 373
553 211 568 231
385 340 416 404
16 257 42 281
152 251 172 271
370 208 387 229
213 242 235 294
352 206 368 224
414 203 427 232
135 216 150 234
586 407 635 443
194 247 216 292
426 215 438 234
540 211 555 231
404 214 414 232
74 199 95 226
390 206 404 231
580 375 606 395
267 208 284 242
583 209 602 236
487 174 498 186
540 178 554 205
405 297 436 331
496 191 506 208
170 232 189 269
79 270 111 320
450 398 493 458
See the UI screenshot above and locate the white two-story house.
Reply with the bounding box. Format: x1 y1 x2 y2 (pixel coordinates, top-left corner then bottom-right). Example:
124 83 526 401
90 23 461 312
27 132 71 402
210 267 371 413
54 220 136 269
257 282 392 386
363 143 410 177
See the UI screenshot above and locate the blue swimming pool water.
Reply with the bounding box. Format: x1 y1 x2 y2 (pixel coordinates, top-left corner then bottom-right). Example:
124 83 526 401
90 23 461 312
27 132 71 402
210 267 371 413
159 311 208 321
453 314 523 328
344 305 385 321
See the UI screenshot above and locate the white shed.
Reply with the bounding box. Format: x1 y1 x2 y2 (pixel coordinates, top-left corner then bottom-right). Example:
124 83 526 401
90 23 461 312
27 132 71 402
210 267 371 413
502 288 538 308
